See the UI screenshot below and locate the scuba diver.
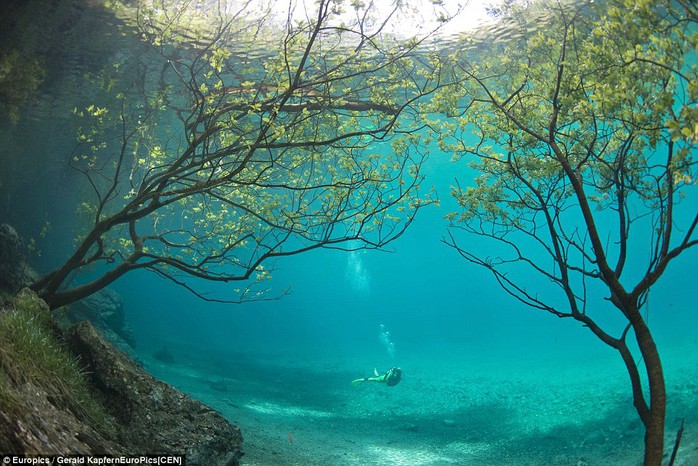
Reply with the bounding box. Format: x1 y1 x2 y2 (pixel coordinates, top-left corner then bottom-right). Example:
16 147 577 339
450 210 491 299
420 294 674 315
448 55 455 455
352 367 402 387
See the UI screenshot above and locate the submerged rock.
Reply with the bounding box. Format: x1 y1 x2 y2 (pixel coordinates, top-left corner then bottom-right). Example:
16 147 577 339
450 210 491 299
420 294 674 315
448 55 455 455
0 223 32 298
208 379 229 393
0 289 123 455
64 288 136 353
68 320 243 465
402 423 420 432
442 419 457 428
1 289 244 465
153 346 176 364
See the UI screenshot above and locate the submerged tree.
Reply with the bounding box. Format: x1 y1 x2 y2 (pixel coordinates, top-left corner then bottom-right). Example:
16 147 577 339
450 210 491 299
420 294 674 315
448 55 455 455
30 0 456 309
430 0 697 463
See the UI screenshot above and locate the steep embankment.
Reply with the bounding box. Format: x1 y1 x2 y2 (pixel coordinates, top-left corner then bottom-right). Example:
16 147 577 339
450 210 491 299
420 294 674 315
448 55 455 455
0 288 244 464
0 222 244 464
0 289 121 454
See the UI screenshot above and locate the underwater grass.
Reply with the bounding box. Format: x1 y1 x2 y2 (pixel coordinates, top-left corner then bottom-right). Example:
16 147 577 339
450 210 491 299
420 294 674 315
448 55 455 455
0 290 115 436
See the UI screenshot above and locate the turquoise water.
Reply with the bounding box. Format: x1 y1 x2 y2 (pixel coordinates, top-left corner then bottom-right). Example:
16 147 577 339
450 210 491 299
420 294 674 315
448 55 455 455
107 159 698 464
2 0 698 464
106 146 698 463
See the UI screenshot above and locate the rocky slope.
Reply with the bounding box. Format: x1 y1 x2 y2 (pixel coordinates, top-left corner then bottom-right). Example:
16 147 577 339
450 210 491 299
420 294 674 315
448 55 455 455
0 289 244 464
0 226 244 464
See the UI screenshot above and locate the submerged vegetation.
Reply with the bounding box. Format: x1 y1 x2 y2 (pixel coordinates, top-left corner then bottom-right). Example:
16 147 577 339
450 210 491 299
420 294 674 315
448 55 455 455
430 0 697 464
29 0 455 309
0 290 115 435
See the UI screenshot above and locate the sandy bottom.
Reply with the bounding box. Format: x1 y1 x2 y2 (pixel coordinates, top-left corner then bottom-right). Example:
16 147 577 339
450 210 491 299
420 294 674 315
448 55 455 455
138 339 698 465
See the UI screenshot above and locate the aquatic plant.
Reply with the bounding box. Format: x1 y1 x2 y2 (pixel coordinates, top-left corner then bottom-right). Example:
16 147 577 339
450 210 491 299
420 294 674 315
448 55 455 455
430 0 697 464
29 0 457 309
0 290 115 435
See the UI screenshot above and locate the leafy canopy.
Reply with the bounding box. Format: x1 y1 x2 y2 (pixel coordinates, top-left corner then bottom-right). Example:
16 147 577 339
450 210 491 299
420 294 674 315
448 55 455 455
33 0 453 308
427 0 697 318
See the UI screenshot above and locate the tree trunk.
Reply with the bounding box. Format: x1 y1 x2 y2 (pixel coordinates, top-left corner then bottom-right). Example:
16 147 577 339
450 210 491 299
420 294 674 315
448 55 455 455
631 311 666 466
33 254 140 310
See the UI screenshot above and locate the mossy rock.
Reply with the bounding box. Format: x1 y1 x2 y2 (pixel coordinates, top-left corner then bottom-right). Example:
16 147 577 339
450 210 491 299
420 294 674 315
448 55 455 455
0 289 119 454
0 289 244 464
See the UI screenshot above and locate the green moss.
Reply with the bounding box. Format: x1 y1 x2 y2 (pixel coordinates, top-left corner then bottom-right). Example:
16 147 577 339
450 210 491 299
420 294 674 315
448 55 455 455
0 290 115 436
